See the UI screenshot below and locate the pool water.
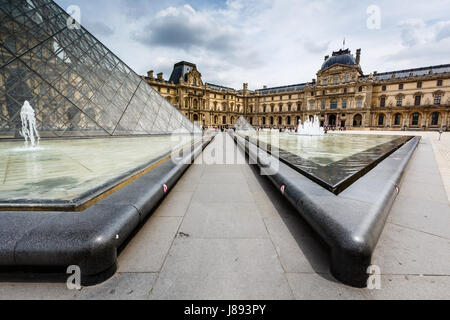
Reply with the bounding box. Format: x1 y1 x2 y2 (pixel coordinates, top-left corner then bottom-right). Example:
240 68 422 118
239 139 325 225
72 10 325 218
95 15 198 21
239 131 413 194
0 135 198 206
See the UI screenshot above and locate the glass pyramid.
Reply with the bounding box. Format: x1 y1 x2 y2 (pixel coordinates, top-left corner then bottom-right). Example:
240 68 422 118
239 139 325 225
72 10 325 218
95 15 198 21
0 0 201 138
233 115 255 131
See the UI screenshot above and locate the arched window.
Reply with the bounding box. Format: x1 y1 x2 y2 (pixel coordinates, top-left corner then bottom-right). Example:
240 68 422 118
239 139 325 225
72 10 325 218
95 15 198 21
278 116 282 125
353 114 362 127
431 112 439 126
411 113 420 126
378 113 385 126
287 116 291 125
270 117 274 125
394 113 402 126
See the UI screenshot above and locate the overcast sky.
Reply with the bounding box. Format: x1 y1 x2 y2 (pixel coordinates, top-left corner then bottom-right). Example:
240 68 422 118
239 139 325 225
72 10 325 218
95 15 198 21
55 0 450 90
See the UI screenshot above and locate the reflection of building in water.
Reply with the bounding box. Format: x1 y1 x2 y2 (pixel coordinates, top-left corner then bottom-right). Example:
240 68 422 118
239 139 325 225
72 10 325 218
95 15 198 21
144 49 449 131
1 0 198 139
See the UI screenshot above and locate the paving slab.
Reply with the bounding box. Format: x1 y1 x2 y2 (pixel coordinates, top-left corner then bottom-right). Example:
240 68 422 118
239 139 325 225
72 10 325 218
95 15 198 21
118 217 182 273
263 216 330 274
149 238 294 300
76 273 157 300
180 202 268 239
154 191 194 217
286 273 368 300
372 222 450 276
0 281 78 300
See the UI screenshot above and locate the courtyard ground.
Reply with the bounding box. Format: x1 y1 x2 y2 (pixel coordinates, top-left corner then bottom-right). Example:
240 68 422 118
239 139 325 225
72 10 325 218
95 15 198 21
0 131 449 300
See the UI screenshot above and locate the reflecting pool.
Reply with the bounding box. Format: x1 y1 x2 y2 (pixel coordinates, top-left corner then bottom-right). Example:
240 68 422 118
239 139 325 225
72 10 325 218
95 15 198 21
0 135 198 206
239 131 413 194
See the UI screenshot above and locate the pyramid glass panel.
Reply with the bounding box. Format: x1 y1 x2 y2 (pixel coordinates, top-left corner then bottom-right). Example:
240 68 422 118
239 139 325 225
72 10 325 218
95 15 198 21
0 0 201 207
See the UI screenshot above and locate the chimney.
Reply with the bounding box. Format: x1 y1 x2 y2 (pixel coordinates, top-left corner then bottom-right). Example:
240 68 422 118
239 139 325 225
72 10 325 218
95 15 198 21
324 55 329 61
263 85 267 89
356 49 361 65
147 70 154 79
157 72 163 80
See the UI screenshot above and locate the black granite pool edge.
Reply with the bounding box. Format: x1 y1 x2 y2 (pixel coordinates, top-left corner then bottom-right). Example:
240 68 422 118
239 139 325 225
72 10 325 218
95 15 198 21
0 133 216 286
230 132 420 288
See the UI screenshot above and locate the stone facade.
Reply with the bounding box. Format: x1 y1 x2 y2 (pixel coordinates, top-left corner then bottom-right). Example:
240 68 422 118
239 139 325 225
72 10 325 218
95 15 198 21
142 50 450 131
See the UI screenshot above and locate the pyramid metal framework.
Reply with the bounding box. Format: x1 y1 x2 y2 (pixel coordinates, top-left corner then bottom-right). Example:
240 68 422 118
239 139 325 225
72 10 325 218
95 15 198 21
233 115 255 131
0 0 201 138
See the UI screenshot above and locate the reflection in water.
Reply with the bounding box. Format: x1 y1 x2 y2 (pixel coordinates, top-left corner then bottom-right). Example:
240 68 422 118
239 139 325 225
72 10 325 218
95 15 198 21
241 131 412 193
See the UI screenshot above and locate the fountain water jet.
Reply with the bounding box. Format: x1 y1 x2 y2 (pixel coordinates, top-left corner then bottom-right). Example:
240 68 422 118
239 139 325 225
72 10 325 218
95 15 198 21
295 115 325 136
19 101 40 147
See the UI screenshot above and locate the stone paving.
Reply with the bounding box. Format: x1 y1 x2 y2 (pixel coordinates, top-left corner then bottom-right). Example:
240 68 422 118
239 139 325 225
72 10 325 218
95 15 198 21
0 132 449 300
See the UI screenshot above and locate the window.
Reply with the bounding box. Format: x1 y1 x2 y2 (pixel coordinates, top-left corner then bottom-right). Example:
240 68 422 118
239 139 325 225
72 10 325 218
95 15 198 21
378 114 385 126
359 86 363 92
399 84 404 90
322 90 326 95
343 88 347 94
342 99 347 109
321 101 326 110
333 75 338 84
434 93 442 105
323 78 328 85
437 80 443 86
382 85 386 91
297 103 301 111
396 96 403 107
330 100 338 109
380 97 386 107
414 95 421 106
311 92 314 96
417 82 422 89
394 113 401 126
309 101 314 110
431 112 439 126
271 105 274 113
412 113 420 126
357 98 363 108
344 75 349 83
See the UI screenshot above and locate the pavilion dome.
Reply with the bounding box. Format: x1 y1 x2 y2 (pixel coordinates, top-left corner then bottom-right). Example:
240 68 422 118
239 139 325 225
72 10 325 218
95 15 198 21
321 49 356 71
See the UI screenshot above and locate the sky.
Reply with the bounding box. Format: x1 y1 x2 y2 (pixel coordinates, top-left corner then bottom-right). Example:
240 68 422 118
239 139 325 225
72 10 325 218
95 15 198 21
54 0 450 90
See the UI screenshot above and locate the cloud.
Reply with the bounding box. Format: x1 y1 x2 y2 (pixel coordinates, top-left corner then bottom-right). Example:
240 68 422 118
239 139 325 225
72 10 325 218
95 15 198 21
84 21 115 37
54 0 450 89
303 39 330 54
133 5 239 53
